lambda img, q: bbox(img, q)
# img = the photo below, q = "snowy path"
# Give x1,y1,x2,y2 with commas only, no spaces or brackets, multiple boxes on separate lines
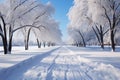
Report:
1,46,120,80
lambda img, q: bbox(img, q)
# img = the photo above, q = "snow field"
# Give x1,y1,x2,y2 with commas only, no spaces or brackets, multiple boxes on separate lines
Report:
0,46,120,80
68,46,120,68
0,46,58,68
0,46,59,80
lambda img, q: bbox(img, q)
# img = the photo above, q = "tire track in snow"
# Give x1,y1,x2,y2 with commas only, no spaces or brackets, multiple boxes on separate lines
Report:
46,52,59,80
15,47,93,80
26,46,120,80
5,46,120,80
2,47,60,80
23,47,62,80
45,47,72,80
59,46,93,80
39,46,90,80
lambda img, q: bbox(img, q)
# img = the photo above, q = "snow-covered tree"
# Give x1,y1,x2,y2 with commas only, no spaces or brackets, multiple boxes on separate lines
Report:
67,0,94,47
37,18,62,47
0,0,41,54
20,2,51,50
87,0,120,51
68,0,120,51
0,0,62,54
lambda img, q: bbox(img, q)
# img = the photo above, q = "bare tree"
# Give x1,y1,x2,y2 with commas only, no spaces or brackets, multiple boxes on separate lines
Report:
92,25,109,49
101,0,120,51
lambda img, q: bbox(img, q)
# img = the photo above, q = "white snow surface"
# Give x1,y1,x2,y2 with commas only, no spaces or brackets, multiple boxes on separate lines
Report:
0,46,120,80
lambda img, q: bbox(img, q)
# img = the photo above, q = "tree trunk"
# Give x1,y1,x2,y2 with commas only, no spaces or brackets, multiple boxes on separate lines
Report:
78,31,86,47
37,39,41,48
8,36,13,53
92,25,106,49
1,15,8,54
25,38,29,50
100,35,104,49
25,39,28,50
39,42,41,48
2,36,8,54
43,42,46,47
48,42,50,47
110,30,115,51
25,28,32,50
8,26,13,53
100,26,104,49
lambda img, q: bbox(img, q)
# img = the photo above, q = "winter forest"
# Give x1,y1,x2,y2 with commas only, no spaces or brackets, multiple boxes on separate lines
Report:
0,0,120,80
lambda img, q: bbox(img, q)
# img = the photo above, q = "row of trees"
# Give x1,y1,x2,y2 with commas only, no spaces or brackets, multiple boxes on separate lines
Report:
67,0,120,51
0,0,62,54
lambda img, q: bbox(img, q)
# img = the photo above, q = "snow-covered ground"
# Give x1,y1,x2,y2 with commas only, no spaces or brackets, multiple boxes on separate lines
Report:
0,46,58,68
68,46,120,69
0,46,120,80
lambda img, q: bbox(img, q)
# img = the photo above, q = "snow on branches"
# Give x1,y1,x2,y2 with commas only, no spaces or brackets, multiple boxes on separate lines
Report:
0,0,62,54
67,0,120,51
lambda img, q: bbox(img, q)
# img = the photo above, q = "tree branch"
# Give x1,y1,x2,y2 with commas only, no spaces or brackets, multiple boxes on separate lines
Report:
12,24,46,33
95,25,101,34
102,6,112,28
18,4,39,19
92,26,101,43
103,28,109,35
12,25,38,33
35,11,46,21
115,3,120,12
13,0,29,11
